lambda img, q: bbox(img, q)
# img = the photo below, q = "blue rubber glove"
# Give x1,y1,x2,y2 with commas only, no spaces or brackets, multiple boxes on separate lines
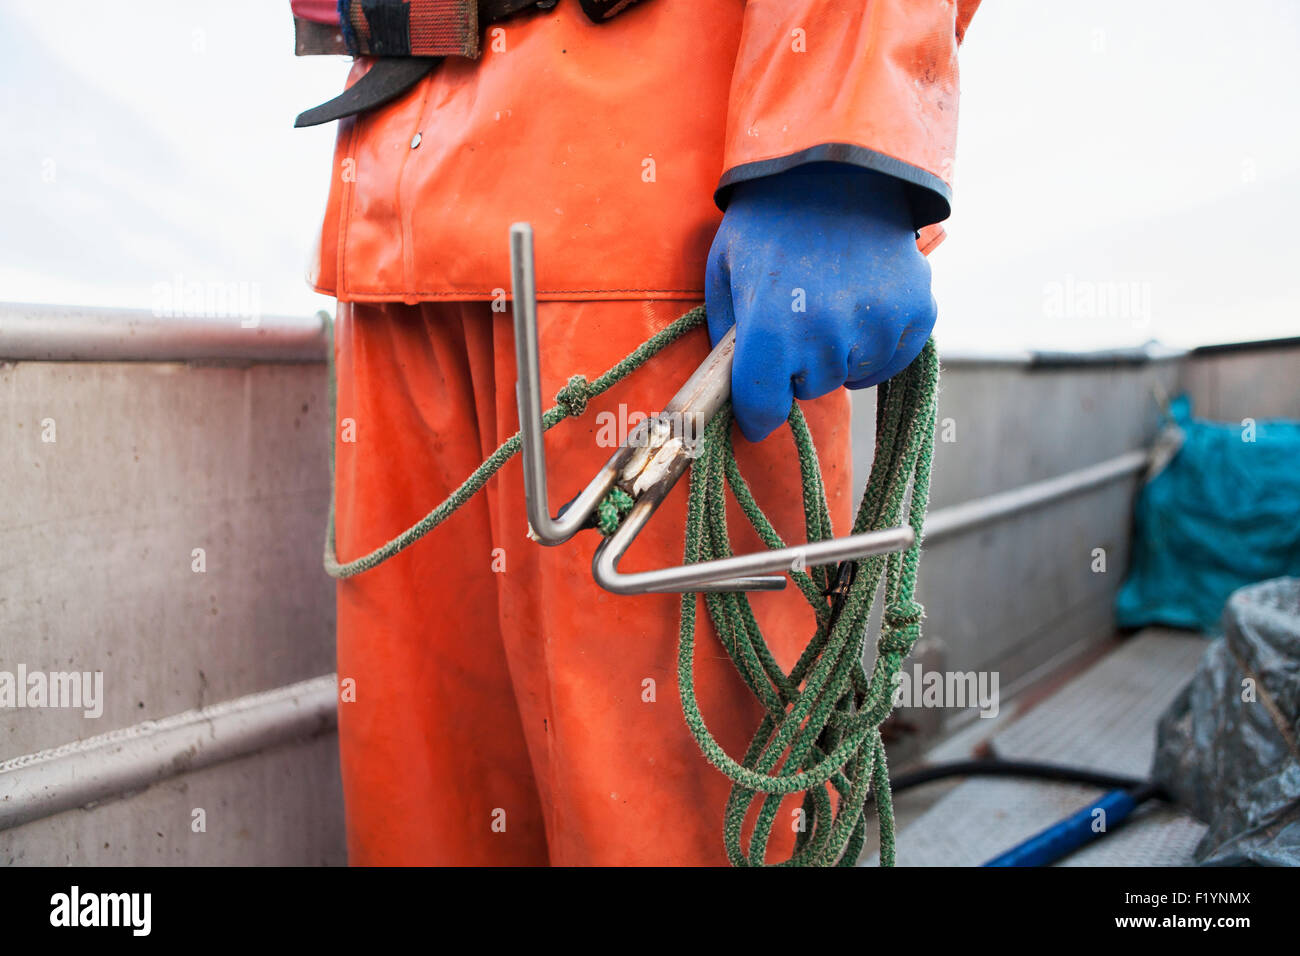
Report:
706,163,938,442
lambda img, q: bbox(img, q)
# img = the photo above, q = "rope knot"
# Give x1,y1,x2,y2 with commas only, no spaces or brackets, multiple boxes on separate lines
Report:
555,374,592,418
596,487,635,536
878,601,924,655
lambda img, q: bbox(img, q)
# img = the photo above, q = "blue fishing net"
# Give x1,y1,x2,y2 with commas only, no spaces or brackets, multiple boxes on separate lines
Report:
1116,394,1300,633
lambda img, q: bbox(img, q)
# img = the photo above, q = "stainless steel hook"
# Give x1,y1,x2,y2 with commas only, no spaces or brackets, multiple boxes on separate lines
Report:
509,222,915,594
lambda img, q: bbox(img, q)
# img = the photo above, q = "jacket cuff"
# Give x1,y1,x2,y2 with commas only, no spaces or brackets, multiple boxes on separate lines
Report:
713,143,953,231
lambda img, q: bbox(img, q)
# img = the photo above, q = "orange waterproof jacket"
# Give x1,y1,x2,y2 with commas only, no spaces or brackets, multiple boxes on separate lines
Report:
308,0,979,303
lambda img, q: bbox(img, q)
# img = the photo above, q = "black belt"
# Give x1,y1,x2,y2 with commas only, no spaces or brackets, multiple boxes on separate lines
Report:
294,0,645,128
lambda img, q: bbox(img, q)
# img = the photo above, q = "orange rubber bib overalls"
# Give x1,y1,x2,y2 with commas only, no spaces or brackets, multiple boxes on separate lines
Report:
304,0,977,865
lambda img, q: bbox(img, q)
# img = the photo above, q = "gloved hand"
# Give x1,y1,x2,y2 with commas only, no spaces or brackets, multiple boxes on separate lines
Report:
705,163,938,442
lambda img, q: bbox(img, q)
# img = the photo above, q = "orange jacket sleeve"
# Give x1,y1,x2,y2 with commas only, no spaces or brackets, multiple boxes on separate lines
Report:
717,0,980,233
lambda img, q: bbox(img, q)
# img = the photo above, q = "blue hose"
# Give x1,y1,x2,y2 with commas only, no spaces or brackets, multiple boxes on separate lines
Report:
982,788,1140,867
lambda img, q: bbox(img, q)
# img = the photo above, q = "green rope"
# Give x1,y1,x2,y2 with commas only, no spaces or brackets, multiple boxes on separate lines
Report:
596,487,635,536
322,304,938,866
323,305,707,577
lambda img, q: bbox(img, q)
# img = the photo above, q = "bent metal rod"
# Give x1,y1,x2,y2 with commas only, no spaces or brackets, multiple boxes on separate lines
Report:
508,222,914,595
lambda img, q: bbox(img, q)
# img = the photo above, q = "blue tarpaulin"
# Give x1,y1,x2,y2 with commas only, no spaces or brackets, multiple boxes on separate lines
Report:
1116,395,1300,633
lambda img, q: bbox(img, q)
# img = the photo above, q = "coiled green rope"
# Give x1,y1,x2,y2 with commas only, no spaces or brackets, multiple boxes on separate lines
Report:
322,305,938,866
679,342,938,866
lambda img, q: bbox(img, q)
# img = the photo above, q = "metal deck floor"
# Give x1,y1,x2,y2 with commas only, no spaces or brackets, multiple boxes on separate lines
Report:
867,629,1211,866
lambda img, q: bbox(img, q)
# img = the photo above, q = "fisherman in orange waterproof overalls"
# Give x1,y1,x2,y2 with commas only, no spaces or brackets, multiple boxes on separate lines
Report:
292,0,978,865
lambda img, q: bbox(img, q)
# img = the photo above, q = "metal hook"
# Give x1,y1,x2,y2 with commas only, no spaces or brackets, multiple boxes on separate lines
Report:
509,222,915,594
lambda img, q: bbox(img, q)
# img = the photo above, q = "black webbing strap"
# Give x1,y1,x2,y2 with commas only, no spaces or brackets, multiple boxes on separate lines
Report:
295,57,441,128
577,0,641,21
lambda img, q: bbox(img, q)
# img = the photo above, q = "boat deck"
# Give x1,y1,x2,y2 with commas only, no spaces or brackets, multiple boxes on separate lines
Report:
866,629,1210,866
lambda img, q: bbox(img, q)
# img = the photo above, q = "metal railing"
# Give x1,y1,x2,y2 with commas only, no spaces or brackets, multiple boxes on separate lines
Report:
0,676,338,831
0,302,330,363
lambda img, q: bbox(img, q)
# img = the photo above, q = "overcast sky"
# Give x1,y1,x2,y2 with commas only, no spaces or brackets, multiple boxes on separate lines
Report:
2,0,1296,352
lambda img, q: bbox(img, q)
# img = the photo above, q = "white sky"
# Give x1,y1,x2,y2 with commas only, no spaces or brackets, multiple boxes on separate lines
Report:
2,0,1297,352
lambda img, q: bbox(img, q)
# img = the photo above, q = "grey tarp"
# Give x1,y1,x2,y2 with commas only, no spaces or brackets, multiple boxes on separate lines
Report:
1153,577,1300,865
